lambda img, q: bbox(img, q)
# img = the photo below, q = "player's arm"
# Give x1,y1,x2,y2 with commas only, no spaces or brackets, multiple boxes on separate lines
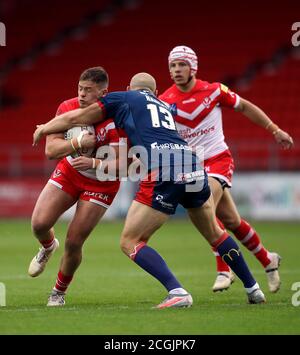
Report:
45,132,96,160
45,133,72,160
235,97,294,149
33,103,103,146
71,144,124,174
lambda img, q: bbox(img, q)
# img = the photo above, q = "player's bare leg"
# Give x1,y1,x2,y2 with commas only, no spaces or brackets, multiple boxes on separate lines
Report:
188,194,224,244
208,177,235,291
62,199,106,274
31,183,77,242
120,201,193,309
216,187,241,230
47,199,107,306
120,201,169,255
29,183,77,277
217,189,281,293
187,195,265,304
208,177,224,206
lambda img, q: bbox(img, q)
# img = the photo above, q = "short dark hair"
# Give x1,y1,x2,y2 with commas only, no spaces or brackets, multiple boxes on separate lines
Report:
79,66,109,87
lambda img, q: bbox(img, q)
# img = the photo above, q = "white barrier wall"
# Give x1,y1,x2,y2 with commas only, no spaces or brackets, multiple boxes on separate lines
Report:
98,173,300,221
57,173,300,221
1,173,299,221
230,173,300,220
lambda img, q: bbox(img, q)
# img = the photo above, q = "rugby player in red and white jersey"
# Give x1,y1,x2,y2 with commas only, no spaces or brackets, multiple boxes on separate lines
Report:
160,46,294,293
28,67,122,306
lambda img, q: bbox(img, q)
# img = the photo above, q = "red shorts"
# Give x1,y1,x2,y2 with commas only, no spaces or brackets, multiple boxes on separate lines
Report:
204,150,235,187
49,159,120,208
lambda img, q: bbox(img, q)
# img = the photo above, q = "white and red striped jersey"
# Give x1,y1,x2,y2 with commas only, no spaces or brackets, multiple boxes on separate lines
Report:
159,80,240,159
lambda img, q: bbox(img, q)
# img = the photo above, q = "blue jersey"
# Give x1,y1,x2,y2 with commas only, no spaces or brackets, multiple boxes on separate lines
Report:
99,90,203,180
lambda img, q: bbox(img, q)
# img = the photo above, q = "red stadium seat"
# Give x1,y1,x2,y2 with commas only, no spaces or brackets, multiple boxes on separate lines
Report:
0,0,299,175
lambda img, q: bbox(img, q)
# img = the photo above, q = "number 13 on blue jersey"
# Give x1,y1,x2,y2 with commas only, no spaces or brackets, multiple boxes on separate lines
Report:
147,104,176,130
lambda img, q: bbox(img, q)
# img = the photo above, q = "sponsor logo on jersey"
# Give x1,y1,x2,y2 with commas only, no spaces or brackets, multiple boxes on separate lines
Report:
151,142,192,151
176,170,205,183
155,194,174,209
179,126,215,140
83,191,109,201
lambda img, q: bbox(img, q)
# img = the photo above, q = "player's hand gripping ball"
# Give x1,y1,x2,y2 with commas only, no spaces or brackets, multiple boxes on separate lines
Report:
64,126,96,158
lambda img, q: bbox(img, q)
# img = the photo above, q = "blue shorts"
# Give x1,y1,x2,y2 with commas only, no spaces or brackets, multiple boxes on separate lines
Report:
135,171,211,215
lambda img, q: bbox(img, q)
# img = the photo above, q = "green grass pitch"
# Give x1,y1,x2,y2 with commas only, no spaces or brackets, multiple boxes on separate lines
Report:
0,219,299,334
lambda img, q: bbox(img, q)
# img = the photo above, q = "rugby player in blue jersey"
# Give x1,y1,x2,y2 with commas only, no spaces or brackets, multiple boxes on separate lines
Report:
33,73,266,308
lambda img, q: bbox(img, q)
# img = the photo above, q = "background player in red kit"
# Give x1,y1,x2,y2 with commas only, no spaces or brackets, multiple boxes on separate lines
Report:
28,67,122,306
160,46,294,293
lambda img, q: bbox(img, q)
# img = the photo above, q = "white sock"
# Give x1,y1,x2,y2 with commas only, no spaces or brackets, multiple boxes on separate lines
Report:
169,288,188,295
245,282,259,294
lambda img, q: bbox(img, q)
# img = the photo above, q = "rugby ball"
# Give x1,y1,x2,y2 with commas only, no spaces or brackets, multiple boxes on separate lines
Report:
64,125,95,158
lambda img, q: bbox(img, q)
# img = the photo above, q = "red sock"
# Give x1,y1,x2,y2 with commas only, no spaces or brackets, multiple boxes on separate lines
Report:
212,220,230,272
40,236,55,249
232,219,271,267
54,270,73,293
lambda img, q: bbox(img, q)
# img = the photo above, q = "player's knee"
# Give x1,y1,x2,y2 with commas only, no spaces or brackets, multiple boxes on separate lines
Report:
120,234,139,257
222,217,240,231
31,219,51,237
119,238,131,256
